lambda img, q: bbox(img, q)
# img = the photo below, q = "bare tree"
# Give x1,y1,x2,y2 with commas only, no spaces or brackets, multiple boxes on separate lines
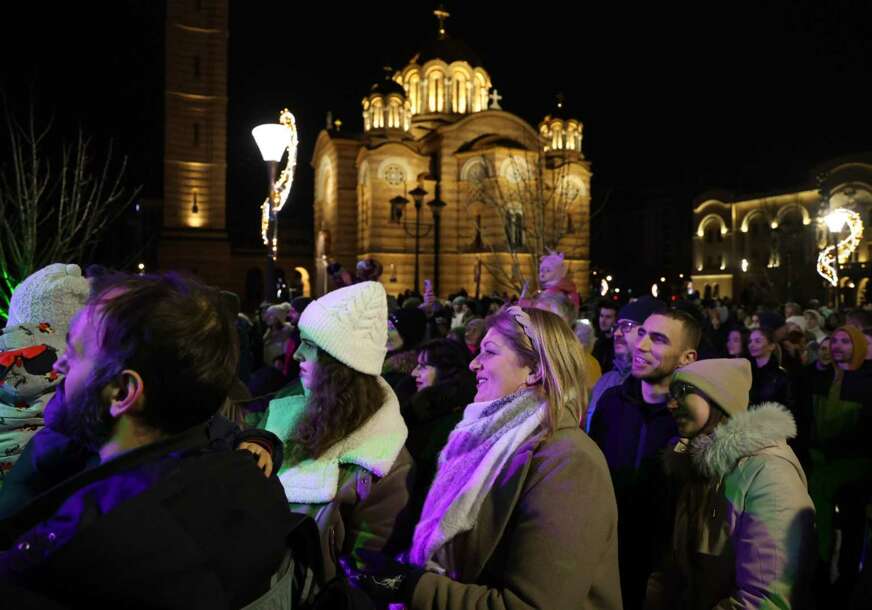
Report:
0,104,140,319
466,148,584,294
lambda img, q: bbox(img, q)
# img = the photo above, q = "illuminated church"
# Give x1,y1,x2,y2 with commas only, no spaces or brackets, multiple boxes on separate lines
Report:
159,2,591,300
311,9,592,297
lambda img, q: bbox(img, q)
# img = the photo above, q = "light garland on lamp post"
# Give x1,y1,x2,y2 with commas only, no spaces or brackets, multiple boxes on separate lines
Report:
816,208,864,287
252,109,298,302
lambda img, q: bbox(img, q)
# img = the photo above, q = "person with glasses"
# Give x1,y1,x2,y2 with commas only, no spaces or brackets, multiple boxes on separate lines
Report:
586,295,666,432
647,358,815,610
589,307,699,609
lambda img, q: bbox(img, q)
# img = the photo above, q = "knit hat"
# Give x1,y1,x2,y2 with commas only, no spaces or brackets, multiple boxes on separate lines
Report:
671,358,752,417
264,302,291,325
785,315,807,332
299,281,387,375
7,263,90,332
617,295,667,324
389,307,427,350
833,326,867,371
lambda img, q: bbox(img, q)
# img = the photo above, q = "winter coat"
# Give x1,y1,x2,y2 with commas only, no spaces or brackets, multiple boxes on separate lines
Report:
0,323,65,482
589,375,679,609
264,377,414,582
0,423,295,609
402,371,477,519
410,408,622,610
646,403,816,610
0,414,283,520
749,357,792,411
585,357,631,433
802,361,872,561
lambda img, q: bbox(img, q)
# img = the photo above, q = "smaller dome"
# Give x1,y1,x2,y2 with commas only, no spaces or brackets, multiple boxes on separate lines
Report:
369,78,406,98
412,37,484,68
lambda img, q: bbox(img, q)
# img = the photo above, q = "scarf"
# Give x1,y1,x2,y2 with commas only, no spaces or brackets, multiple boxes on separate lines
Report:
409,387,546,568
264,377,407,504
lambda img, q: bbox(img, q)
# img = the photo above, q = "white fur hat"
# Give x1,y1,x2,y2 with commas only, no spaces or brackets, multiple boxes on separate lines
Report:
7,263,90,332
299,281,387,375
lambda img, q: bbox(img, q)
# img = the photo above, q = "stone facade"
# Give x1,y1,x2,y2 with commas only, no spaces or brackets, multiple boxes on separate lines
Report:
691,160,872,306
312,28,591,299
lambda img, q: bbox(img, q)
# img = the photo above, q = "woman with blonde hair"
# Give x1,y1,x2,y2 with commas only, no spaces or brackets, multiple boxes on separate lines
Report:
348,306,622,610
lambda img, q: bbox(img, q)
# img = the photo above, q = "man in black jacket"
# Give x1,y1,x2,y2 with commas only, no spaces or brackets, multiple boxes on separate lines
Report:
0,273,299,609
590,309,700,609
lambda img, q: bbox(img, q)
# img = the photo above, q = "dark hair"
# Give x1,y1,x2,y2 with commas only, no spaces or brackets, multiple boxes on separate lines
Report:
659,308,702,351
597,298,618,313
418,338,471,384
288,348,385,462
91,273,238,434
725,325,749,358
291,296,313,314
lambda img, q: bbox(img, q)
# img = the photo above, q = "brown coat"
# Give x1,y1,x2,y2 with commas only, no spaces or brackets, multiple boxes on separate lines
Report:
291,447,415,581
410,412,622,610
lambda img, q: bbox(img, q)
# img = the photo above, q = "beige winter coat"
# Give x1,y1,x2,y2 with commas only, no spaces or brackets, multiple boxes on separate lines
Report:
646,403,816,610
410,410,623,610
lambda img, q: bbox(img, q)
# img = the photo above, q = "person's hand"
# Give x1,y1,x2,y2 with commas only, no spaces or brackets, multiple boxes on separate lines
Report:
341,549,423,605
238,442,274,477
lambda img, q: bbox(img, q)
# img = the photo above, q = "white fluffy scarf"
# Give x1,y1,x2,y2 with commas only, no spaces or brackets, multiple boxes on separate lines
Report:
265,377,408,504
409,388,546,568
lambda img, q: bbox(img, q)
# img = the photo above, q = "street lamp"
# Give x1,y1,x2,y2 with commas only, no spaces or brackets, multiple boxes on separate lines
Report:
406,186,430,294
252,110,297,302
427,194,446,296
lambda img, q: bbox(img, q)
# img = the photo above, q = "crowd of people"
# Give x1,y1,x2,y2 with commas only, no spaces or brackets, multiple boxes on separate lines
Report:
0,255,868,609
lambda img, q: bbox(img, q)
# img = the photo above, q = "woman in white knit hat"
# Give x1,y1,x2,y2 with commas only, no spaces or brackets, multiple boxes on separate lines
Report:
346,306,622,610
263,281,413,584
646,358,816,610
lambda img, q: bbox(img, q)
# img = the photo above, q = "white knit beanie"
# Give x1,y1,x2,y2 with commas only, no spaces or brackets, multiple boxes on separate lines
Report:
7,263,90,331
299,281,387,375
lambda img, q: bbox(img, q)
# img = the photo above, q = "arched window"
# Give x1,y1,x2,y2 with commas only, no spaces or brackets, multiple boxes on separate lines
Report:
505,205,524,248
371,98,384,129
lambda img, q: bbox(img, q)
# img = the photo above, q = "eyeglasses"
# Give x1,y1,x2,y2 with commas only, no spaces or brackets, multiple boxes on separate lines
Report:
615,320,639,334
668,381,708,404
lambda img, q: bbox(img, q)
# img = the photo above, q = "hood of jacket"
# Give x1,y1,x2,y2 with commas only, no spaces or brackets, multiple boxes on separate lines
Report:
684,402,799,480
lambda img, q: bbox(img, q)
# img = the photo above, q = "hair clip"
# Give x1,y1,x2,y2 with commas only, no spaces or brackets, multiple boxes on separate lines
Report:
506,305,537,348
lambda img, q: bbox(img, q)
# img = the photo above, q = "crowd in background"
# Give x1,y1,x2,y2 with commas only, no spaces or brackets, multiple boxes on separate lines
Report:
0,256,869,609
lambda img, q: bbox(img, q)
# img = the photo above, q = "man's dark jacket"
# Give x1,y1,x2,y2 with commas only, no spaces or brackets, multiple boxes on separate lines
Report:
589,375,678,610
0,423,297,609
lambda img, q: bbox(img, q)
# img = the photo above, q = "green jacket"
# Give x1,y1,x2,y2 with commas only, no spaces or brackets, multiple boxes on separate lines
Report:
647,403,816,610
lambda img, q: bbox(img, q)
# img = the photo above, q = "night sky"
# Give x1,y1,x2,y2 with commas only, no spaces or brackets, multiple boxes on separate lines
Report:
2,1,870,279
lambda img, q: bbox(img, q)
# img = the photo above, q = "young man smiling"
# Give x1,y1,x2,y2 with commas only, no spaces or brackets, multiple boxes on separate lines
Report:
589,309,700,609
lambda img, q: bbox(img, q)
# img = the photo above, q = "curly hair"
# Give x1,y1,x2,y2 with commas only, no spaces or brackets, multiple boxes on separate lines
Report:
287,348,386,463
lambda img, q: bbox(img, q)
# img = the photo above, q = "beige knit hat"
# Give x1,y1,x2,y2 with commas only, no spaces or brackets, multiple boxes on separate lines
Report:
671,358,752,417
7,263,90,331
299,281,387,375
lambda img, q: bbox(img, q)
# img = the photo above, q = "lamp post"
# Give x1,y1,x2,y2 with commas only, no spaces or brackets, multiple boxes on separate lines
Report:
427,194,446,296
252,119,294,303
407,186,429,294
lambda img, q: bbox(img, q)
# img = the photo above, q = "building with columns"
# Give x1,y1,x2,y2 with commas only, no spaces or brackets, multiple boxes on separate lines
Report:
311,11,591,298
691,159,872,306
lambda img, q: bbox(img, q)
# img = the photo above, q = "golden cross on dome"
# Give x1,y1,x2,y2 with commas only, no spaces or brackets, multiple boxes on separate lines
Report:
434,4,450,39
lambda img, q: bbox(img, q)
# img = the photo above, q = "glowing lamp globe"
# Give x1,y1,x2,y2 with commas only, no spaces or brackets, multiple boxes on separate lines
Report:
252,124,291,161
824,209,848,233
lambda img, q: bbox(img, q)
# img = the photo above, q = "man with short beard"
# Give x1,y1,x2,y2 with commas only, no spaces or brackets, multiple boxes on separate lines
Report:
585,296,666,432
0,274,299,609
802,325,872,604
590,309,700,609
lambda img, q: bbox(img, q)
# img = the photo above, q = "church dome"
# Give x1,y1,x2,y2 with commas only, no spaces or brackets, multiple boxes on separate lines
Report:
539,95,584,155
393,7,493,116
413,37,484,68
362,73,411,134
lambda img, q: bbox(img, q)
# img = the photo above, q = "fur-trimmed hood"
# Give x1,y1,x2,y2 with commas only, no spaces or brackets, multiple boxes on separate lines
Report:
677,403,799,480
